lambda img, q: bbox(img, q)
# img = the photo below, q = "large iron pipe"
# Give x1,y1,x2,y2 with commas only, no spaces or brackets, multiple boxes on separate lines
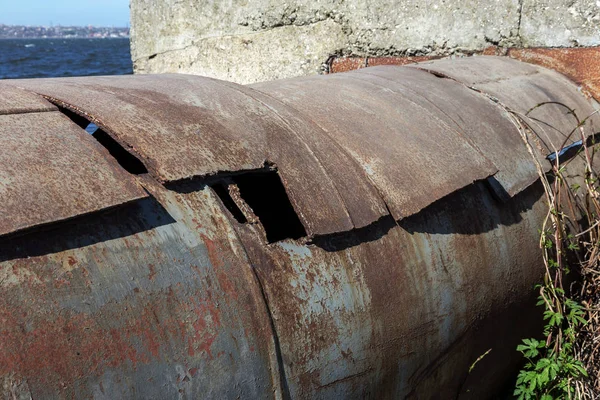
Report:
1,56,598,398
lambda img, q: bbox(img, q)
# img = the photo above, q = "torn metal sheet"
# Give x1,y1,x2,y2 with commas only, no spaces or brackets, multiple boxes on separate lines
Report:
412,57,600,156
8,75,388,236
9,75,273,180
221,81,389,230
252,74,498,220
412,56,541,86
349,66,540,198
0,111,147,237
0,83,57,115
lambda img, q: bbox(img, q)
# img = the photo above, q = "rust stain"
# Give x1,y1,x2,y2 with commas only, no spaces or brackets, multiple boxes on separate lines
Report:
329,57,367,73
201,234,224,269
329,47,600,105
508,46,600,100
148,264,156,281
367,55,442,67
329,55,443,74
187,299,221,359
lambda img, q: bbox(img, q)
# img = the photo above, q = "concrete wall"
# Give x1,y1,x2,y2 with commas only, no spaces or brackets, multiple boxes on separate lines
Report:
130,0,600,84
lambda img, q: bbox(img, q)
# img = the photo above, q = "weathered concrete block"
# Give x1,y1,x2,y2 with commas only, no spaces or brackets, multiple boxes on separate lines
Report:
133,19,347,84
520,0,600,47
131,0,523,83
129,0,600,83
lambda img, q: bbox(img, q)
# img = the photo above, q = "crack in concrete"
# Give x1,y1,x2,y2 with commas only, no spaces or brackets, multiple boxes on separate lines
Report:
134,19,344,64
516,0,525,44
237,3,348,32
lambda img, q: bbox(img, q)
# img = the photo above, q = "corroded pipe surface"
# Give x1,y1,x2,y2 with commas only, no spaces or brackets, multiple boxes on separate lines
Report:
1,57,598,399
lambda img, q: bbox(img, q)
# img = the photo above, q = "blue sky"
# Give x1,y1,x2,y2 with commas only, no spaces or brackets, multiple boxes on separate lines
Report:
0,0,130,27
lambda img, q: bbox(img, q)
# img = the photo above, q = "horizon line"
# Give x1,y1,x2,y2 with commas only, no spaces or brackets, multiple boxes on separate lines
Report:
0,23,129,29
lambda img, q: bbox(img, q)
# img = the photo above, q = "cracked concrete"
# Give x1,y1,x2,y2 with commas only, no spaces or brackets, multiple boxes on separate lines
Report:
130,0,600,84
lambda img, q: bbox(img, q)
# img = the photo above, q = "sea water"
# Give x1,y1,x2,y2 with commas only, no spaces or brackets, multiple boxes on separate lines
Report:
0,38,132,79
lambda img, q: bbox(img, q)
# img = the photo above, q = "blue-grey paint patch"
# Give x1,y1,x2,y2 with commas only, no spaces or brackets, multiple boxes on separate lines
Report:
546,139,583,162
85,122,98,135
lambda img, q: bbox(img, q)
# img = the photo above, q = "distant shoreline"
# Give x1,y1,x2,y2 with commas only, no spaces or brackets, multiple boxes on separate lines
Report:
0,24,129,40
0,37,130,40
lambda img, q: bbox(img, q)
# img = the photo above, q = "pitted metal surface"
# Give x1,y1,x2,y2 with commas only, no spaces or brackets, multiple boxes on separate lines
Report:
411,57,600,157
0,82,57,115
0,181,283,399
349,66,540,198
253,73,498,220
10,74,388,235
1,56,598,399
0,111,147,237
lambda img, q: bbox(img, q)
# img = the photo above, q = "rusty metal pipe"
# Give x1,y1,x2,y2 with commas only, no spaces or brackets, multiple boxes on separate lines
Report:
1,56,598,398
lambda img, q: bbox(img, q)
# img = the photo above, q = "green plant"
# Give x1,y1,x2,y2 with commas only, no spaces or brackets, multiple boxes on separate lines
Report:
508,102,600,399
514,307,587,399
